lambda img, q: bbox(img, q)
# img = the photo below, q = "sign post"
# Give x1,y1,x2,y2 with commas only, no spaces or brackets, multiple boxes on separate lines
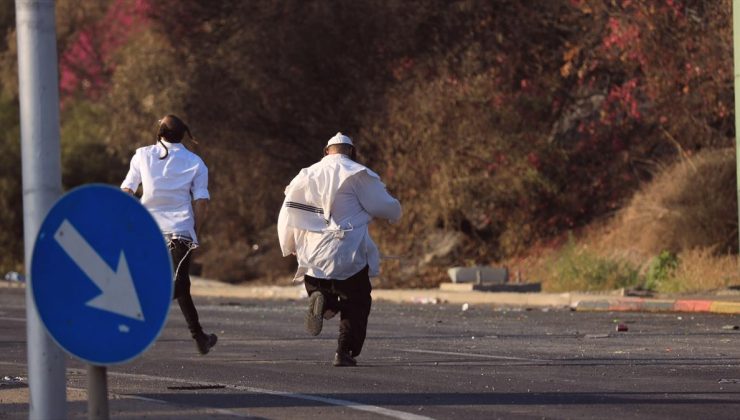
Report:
31,185,173,419
15,0,67,417
734,0,740,256
88,365,109,420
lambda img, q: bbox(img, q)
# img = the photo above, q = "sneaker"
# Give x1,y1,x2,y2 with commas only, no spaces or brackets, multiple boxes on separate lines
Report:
305,292,325,336
333,351,357,367
195,333,218,355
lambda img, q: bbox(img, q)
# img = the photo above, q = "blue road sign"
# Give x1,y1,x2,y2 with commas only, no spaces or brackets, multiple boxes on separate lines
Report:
31,184,173,365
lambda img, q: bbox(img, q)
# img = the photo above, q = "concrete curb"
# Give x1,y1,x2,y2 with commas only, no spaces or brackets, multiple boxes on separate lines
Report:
188,278,622,309
575,297,740,314
5,278,740,314
187,279,740,315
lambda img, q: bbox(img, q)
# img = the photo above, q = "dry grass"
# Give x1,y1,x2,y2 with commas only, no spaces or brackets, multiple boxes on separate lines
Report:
659,248,740,293
601,148,738,259
514,148,740,293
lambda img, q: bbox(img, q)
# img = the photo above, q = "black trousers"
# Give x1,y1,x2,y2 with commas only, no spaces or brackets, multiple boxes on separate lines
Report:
304,266,372,357
169,238,203,338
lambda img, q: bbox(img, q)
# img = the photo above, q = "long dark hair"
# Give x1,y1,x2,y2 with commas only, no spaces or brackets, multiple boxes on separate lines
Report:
157,115,195,159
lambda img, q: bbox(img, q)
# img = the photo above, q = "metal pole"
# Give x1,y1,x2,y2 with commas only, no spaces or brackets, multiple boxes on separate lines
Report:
15,0,67,418
734,0,740,255
87,366,109,420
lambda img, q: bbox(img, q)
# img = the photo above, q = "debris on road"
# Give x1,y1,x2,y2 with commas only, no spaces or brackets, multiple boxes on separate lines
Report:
462,303,469,311
718,379,740,384
585,333,610,339
616,323,629,332
721,325,739,330
412,297,440,305
3,272,24,283
1,376,26,389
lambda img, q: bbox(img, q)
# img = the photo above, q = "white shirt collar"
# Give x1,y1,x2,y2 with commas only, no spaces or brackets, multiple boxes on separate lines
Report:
323,153,348,161
159,139,184,151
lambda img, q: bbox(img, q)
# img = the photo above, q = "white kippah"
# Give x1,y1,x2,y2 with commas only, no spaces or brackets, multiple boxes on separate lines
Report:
325,132,354,148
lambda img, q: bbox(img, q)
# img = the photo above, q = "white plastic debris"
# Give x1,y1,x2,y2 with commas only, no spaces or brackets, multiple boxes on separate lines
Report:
3,272,25,282
412,297,439,305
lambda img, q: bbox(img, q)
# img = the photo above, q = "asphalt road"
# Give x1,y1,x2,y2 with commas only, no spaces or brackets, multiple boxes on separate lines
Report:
2,286,740,419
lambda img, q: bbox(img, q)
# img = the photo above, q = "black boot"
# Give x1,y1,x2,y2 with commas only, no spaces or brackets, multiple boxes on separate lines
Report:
195,332,218,355
333,351,357,367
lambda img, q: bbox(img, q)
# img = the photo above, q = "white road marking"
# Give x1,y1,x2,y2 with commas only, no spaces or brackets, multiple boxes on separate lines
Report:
397,348,545,362
109,371,433,420
0,316,26,323
66,385,253,419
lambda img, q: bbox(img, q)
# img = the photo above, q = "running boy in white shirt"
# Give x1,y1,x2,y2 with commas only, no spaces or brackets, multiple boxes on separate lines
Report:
121,115,217,355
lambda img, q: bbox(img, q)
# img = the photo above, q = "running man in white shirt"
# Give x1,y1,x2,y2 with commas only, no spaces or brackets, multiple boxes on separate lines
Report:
121,115,218,355
278,132,402,366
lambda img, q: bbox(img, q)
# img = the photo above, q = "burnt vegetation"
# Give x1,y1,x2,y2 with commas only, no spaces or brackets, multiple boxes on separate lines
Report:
0,0,735,288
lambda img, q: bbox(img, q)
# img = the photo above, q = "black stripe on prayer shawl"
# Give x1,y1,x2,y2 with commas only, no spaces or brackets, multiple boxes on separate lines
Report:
285,201,324,214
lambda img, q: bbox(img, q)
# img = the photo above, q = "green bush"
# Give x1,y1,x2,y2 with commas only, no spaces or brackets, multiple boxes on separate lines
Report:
644,250,679,291
545,240,641,292
60,100,128,189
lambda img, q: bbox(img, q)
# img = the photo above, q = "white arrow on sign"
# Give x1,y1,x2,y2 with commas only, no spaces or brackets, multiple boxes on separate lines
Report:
54,219,145,321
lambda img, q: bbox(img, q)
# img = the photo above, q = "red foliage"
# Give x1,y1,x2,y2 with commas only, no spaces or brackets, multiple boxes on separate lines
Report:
605,78,642,122
59,0,151,98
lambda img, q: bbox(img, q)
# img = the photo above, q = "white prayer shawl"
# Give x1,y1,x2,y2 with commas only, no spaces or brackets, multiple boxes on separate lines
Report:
278,155,382,281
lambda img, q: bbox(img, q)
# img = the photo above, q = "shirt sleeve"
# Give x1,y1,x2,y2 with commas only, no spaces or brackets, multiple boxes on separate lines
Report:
120,151,142,191
351,171,402,222
191,159,210,200
277,199,296,256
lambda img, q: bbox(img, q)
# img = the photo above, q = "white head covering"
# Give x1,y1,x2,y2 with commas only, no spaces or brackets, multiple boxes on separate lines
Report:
325,132,353,149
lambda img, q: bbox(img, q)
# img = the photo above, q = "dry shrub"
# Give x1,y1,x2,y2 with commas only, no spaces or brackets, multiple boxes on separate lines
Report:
602,148,738,260
589,148,740,294
198,226,296,285
659,248,740,293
